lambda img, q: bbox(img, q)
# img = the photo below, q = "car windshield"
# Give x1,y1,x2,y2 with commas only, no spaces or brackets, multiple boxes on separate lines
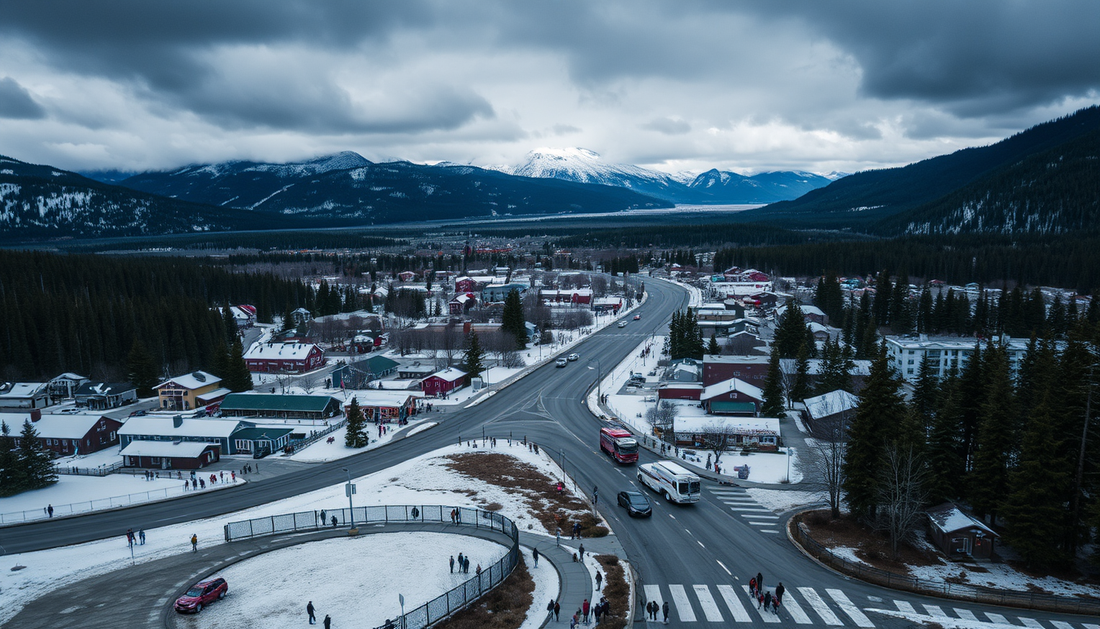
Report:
185,587,204,597
689,481,701,494
628,495,648,507
617,439,638,453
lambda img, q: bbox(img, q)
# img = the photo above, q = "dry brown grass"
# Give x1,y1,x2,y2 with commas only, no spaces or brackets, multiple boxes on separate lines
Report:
794,510,943,572
446,453,597,535
433,555,536,629
595,554,629,629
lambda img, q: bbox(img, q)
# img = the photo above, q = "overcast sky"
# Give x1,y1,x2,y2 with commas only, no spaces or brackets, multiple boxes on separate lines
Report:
1,1,1097,176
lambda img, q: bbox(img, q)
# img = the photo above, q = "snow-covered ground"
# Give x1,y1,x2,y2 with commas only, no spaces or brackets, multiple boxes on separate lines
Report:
190,532,509,629
287,417,435,463
0,472,242,524
0,442,573,625
522,545,560,629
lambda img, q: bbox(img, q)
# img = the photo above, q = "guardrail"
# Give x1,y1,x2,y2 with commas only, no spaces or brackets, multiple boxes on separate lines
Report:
793,521,1100,616
224,505,520,629
52,461,124,476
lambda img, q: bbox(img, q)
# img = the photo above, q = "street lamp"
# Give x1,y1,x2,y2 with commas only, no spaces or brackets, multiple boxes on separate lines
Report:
342,467,355,528
587,358,603,402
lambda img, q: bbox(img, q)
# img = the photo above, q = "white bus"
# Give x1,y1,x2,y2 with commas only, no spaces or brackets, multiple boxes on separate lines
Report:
637,461,701,504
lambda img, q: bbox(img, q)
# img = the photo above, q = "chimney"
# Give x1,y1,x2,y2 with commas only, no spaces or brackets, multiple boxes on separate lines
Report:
173,414,183,428
29,408,41,422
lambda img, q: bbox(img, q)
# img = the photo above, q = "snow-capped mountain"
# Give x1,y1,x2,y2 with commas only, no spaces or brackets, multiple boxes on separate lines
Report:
507,148,834,204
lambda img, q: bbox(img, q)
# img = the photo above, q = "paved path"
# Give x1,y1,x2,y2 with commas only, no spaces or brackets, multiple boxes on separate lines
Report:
7,520,622,629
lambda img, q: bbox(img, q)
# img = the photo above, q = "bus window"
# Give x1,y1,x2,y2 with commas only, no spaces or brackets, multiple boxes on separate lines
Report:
678,481,689,495
689,480,701,494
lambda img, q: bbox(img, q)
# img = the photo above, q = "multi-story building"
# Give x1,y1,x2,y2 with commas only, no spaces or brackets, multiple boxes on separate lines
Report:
886,335,1030,383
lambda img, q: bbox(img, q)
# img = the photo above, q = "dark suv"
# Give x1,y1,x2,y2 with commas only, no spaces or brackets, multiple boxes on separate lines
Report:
174,577,228,613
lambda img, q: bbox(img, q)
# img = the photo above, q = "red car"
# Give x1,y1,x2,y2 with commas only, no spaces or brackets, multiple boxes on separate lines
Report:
633,315,641,320
174,577,228,613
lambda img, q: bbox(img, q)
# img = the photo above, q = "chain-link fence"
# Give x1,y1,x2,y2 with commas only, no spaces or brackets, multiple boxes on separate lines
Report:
224,505,520,629
793,521,1100,616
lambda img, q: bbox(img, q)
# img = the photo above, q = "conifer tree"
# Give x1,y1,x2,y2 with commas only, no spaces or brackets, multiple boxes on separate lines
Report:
463,331,485,378
344,398,369,448
17,420,57,491
0,421,21,496
816,338,854,394
281,305,296,333
707,333,721,356
924,371,964,504
225,340,254,392
843,345,906,520
761,346,786,418
126,340,160,397
968,343,1015,521
223,306,239,343
774,301,807,358
911,353,939,434
791,342,812,403
501,289,528,349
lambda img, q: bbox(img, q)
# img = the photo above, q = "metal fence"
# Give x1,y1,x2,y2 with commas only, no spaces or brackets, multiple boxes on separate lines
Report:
224,505,521,629
288,417,348,453
52,461,125,477
793,522,1100,616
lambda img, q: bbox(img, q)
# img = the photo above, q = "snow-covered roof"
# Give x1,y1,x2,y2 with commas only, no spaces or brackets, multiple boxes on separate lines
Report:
701,377,764,402
119,417,245,438
0,382,48,398
804,390,859,420
196,387,233,403
120,440,218,459
74,382,135,397
25,414,113,439
674,415,780,436
926,503,998,537
350,391,417,406
429,368,467,381
244,343,320,361
51,373,87,382
156,371,222,391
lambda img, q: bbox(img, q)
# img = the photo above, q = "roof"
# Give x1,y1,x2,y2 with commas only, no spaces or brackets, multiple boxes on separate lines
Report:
156,371,222,391
219,393,340,413
674,415,780,435
777,304,827,318
429,368,467,381
352,391,417,407
74,382,136,397
358,355,399,373
244,342,321,361
804,390,860,420
196,387,233,403
701,377,764,402
707,401,758,414
230,427,295,441
926,503,998,537
120,440,219,459
0,382,48,398
119,417,245,438
51,373,88,382
12,414,113,439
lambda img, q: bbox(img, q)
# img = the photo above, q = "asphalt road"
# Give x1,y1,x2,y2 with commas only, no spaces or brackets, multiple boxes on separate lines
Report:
4,279,1098,628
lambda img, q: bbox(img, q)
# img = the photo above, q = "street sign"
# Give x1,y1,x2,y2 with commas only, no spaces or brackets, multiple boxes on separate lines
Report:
345,483,356,497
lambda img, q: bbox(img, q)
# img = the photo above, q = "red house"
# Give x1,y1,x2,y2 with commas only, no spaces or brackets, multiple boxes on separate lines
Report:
421,368,468,396
455,277,477,293
244,342,326,374
449,293,476,315
5,412,122,456
700,377,764,416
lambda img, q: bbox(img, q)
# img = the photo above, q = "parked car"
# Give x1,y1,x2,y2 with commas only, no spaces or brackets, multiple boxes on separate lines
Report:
567,353,579,361
555,358,568,368
617,490,653,517
174,578,228,613
634,314,641,320
128,409,147,417
617,321,628,328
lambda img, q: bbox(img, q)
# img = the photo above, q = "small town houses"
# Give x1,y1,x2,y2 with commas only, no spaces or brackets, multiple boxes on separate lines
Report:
218,393,343,420
4,411,122,456
244,342,325,374
156,371,231,412
421,368,468,396
119,415,251,456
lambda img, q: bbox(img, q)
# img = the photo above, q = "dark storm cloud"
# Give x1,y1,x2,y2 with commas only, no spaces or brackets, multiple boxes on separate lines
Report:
0,77,45,119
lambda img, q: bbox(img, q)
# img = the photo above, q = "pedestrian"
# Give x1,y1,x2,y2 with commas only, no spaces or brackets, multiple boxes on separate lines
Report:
457,552,464,570
307,601,316,624
579,543,585,560
464,557,470,573
532,547,539,567
450,555,455,573
546,598,555,618
595,571,602,590
331,515,337,527
593,601,602,625
47,504,53,518
570,612,578,629
554,600,561,621
199,478,205,489
231,471,236,482
139,529,146,545
662,601,670,624
320,509,327,525
756,571,763,593
646,601,654,620
323,614,331,629
582,598,590,624
184,482,189,492
764,590,772,612
476,564,481,576
749,576,757,598
191,533,198,552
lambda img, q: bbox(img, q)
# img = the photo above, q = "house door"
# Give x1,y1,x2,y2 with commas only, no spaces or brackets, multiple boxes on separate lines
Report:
951,536,971,555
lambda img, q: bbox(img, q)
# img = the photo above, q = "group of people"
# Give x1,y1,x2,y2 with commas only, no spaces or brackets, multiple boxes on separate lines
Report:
124,528,145,547
749,572,784,614
305,601,331,627
448,508,463,524
569,521,584,539
644,600,670,623
317,510,339,527
449,552,476,574
572,596,611,626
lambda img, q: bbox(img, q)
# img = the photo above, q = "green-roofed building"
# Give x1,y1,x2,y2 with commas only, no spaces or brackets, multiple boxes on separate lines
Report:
231,427,295,455
331,355,400,389
218,393,343,420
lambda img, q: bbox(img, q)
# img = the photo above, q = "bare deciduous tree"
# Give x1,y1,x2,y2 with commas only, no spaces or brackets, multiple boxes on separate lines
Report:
874,443,929,559
647,400,678,444
698,421,737,472
801,401,849,519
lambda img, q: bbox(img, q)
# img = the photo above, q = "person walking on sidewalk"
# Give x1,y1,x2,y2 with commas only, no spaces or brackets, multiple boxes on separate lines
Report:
595,571,602,590
553,600,560,621
450,555,455,573
582,598,590,624
579,543,585,560
546,598,555,619
662,600,670,624
190,533,198,552
532,547,539,567
323,614,330,629
307,601,316,624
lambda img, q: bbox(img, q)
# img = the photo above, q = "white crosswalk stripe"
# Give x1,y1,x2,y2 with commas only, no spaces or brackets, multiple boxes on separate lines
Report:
669,584,697,622
798,587,843,625
1049,621,1075,629
826,589,874,627
1019,618,1043,628
923,603,947,617
643,584,664,611
985,612,1009,624
954,608,977,621
740,585,780,623
894,601,916,614
1082,623,1100,629
779,590,813,624
693,585,723,622
716,584,752,622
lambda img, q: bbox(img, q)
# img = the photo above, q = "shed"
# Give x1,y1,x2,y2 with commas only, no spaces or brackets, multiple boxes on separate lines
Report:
120,440,220,470
802,389,859,435
926,502,999,560
421,368,468,396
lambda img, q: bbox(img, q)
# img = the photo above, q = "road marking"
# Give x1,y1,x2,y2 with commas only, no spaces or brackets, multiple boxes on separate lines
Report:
747,521,777,526
743,514,779,519
1019,619,1043,628
923,603,947,617
643,584,664,610
797,587,842,625
780,591,813,624
697,541,706,549
985,612,1008,624
668,584,697,622
716,584,752,622
740,585,780,623
761,529,780,534
693,584,724,622
729,506,772,512
827,589,874,627
954,609,977,621
1080,624,1100,629
894,601,916,614
1050,621,1075,629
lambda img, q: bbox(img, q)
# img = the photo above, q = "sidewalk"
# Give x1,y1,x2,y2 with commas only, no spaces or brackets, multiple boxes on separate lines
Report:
523,532,626,626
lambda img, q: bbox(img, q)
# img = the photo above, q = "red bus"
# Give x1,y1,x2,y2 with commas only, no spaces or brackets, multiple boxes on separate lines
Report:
600,426,639,464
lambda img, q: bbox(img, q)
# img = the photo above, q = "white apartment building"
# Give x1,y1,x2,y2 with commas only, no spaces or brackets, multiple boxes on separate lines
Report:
886,335,1029,383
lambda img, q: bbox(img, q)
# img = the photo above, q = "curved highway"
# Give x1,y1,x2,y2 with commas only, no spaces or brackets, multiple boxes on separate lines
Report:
4,279,1096,628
